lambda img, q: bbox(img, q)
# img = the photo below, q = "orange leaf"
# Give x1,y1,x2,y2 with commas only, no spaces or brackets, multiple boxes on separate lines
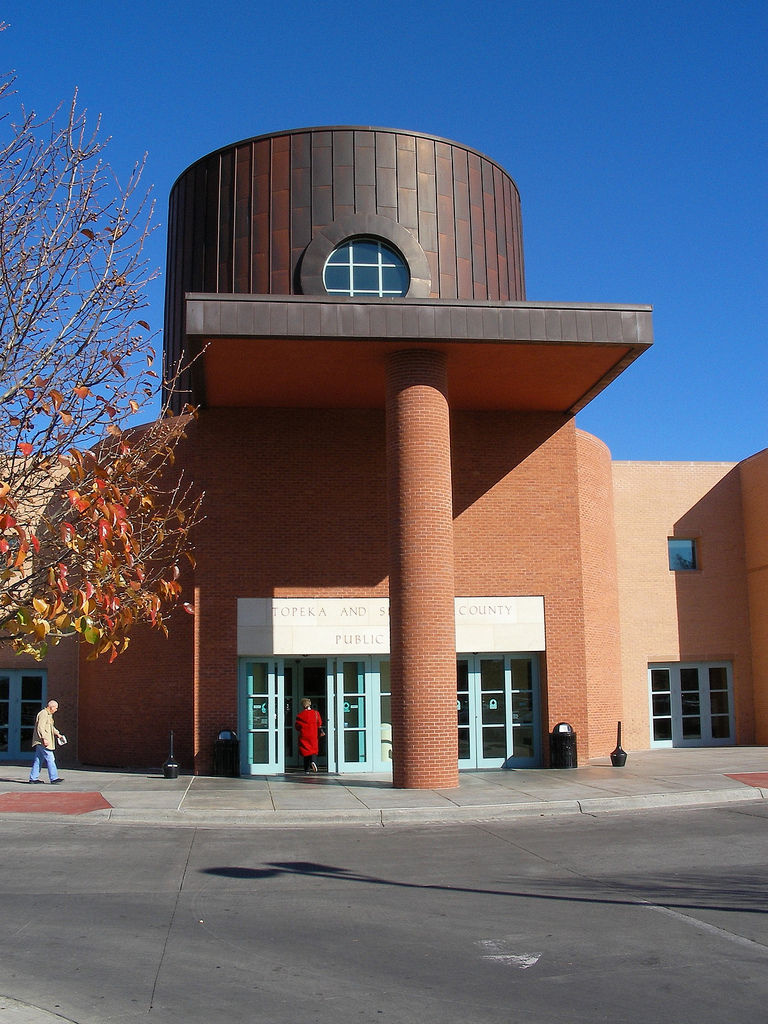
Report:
18,442,33,456
73,385,90,400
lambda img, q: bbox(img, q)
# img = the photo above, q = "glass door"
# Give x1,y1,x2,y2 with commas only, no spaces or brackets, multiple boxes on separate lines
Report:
457,655,540,768
0,671,45,760
240,660,282,774
336,660,369,772
649,662,734,747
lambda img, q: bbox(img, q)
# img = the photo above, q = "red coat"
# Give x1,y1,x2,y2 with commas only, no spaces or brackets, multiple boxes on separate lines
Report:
295,708,323,756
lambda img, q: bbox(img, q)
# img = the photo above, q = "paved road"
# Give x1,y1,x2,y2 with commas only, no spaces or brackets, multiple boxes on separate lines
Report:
1,802,767,1023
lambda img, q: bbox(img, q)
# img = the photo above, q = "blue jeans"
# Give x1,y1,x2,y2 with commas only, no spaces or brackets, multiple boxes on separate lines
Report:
29,745,58,782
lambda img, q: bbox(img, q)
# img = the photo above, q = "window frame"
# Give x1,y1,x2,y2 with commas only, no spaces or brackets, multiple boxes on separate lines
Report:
323,238,410,298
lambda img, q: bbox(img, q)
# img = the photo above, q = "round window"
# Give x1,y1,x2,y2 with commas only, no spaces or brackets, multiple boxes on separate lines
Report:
323,238,410,297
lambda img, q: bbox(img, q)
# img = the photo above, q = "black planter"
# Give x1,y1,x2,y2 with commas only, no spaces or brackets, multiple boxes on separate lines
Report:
610,721,627,767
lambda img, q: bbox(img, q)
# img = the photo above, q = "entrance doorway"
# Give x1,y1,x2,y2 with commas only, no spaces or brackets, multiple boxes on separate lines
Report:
457,655,541,768
649,662,734,746
239,657,392,776
0,670,46,760
239,653,540,774
283,659,329,772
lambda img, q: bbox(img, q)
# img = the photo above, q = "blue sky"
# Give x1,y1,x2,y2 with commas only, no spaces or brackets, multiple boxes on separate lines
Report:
3,0,765,461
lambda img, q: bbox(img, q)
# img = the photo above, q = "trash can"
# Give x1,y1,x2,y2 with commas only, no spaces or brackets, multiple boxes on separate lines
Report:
549,722,577,768
213,730,240,777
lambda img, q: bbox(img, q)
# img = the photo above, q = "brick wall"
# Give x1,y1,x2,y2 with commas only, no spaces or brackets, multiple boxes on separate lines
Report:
452,413,593,759
80,407,600,771
575,430,623,756
740,448,768,741
612,460,754,749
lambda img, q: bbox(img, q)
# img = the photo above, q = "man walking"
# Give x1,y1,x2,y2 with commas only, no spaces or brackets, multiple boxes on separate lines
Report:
29,700,64,784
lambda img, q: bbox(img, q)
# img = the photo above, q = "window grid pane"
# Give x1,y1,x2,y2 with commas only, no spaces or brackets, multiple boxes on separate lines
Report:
324,239,409,297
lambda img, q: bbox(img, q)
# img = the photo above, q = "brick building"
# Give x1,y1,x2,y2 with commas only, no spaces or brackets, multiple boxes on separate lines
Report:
1,128,765,786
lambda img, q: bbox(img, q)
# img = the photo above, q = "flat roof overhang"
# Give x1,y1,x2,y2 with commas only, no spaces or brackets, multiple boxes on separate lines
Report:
185,295,652,414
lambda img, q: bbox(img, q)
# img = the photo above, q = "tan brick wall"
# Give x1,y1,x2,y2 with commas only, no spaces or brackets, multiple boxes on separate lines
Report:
612,460,754,749
740,448,768,741
575,430,623,756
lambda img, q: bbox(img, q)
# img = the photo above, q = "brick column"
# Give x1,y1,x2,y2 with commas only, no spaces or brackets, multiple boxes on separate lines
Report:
386,349,458,789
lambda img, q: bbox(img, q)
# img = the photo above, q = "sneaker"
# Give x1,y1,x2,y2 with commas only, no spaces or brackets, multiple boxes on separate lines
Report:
50,779,64,785
311,762,318,772
29,780,43,784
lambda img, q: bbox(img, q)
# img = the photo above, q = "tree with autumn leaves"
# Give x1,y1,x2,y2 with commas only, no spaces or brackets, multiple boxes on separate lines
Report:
0,63,201,660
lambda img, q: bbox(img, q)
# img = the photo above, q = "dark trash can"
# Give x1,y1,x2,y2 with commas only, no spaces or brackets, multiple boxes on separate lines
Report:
213,730,240,777
549,722,577,768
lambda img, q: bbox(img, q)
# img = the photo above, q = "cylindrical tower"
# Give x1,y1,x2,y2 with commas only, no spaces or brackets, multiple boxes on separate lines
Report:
164,126,525,405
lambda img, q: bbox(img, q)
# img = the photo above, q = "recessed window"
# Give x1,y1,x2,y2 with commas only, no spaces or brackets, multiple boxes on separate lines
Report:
668,538,698,571
323,238,410,297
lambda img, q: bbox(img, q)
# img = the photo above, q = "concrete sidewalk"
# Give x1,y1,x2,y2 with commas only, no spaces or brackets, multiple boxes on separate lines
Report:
2,746,768,827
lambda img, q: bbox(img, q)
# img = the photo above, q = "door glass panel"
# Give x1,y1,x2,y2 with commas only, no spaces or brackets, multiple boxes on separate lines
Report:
344,696,365,730
250,699,268,730
682,717,701,739
341,662,366,764
651,669,671,691
284,665,294,759
680,667,699,690
343,662,364,694
457,660,471,761
514,725,534,759
681,692,700,715
653,718,673,741
251,732,268,764
482,728,506,759
344,730,366,762
711,716,731,739
481,692,505,726
480,660,504,690
250,663,268,694
710,691,729,716
652,693,671,716
709,666,728,691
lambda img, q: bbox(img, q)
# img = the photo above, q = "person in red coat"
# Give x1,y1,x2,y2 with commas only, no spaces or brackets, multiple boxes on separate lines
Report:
295,698,324,773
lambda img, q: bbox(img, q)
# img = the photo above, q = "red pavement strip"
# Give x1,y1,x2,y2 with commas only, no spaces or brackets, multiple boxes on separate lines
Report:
726,773,768,788
0,791,113,814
